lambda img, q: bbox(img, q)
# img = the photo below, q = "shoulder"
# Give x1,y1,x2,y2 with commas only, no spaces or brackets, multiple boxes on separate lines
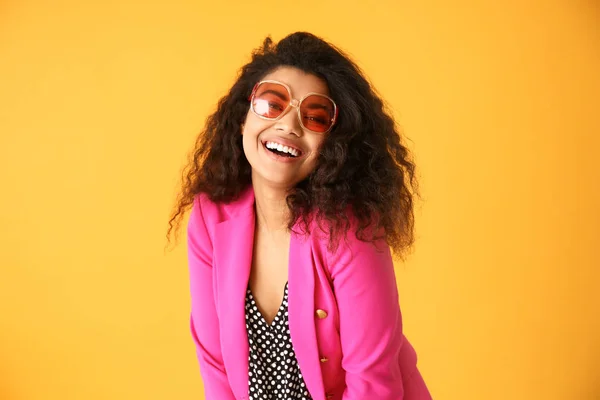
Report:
307,208,397,300
308,207,390,275
191,185,255,226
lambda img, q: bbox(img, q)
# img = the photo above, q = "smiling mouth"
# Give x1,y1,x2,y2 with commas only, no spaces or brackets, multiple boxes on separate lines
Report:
261,141,302,158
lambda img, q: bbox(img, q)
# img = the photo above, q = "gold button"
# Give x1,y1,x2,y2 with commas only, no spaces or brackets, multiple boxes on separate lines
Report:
320,357,329,363
325,394,334,399
316,309,328,319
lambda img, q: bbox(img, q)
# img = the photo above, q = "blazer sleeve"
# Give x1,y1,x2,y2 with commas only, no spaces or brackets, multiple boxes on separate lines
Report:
187,194,236,400
327,230,432,400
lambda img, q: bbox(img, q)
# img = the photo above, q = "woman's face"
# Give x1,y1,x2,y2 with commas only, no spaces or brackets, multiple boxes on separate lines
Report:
241,66,331,191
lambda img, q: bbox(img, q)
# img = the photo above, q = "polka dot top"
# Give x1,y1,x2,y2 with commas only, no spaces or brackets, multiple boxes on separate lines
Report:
245,281,313,400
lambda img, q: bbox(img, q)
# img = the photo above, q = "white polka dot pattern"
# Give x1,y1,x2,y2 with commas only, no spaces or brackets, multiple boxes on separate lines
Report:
245,281,313,400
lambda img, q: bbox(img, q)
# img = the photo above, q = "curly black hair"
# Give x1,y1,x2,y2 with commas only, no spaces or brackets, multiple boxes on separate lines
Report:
166,31,421,261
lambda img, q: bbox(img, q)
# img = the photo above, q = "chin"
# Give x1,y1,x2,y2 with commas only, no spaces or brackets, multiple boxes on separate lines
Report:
252,170,301,189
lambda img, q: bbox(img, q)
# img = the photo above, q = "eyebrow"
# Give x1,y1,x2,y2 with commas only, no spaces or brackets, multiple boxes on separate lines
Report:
259,89,289,101
303,102,332,112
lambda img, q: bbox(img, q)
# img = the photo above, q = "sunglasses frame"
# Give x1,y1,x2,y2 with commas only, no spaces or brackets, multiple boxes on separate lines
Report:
248,79,339,134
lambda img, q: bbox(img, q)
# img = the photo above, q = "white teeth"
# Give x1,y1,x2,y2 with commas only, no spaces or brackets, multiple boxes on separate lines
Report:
265,141,299,157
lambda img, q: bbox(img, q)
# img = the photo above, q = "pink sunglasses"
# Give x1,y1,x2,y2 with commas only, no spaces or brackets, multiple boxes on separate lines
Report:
248,80,339,134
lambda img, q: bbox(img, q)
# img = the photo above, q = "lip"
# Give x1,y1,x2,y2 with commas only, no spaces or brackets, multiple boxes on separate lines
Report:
260,140,305,163
260,137,305,155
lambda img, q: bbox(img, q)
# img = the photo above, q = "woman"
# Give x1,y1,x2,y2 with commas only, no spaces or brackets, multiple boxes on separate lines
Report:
168,32,432,400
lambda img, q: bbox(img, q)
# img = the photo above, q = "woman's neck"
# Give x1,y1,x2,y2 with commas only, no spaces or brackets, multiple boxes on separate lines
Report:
252,181,291,234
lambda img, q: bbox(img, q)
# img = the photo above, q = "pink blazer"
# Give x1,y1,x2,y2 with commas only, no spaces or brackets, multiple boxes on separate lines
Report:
187,185,432,400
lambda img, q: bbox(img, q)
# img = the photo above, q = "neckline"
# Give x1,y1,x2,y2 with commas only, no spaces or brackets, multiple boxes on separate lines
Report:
247,281,289,327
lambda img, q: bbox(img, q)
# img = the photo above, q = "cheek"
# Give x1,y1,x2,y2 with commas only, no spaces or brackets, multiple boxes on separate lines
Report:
241,133,256,160
308,137,326,157
242,118,270,141
241,125,267,164
303,139,326,170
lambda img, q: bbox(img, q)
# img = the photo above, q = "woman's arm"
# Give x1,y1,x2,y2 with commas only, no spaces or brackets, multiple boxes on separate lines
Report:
187,195,236,400
327,231,431,400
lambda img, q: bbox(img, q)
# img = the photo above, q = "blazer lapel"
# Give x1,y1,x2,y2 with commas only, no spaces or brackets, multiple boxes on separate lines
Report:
213,191,255,398
288,227,326,400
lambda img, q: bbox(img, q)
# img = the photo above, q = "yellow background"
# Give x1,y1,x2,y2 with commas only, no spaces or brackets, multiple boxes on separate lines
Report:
1,0,598,399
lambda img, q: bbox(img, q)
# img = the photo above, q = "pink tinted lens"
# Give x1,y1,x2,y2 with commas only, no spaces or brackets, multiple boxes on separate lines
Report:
252,82,290,119
300,95,335,133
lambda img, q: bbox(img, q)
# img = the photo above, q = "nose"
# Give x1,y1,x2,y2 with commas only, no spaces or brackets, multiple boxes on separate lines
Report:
273,105,302,136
